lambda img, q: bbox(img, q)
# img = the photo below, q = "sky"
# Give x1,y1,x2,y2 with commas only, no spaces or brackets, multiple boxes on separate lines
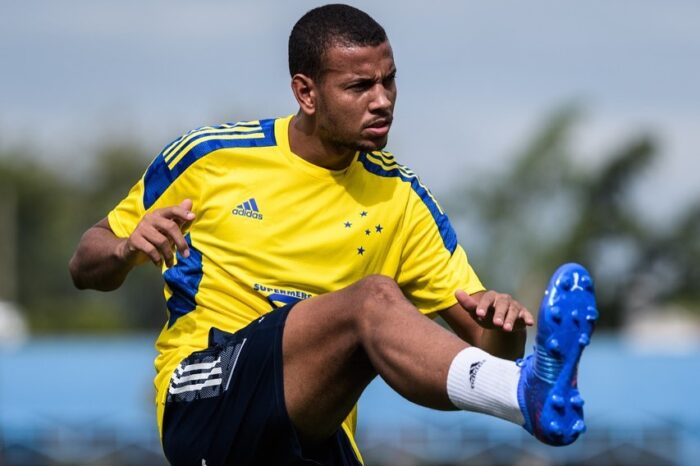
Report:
2,0,699,224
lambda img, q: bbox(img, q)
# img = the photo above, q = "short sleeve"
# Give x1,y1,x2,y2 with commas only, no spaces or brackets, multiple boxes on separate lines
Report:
107,138,205,238
396,186,485,314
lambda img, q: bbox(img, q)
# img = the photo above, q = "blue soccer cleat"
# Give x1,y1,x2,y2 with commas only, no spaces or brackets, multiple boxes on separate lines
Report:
517,263,598,446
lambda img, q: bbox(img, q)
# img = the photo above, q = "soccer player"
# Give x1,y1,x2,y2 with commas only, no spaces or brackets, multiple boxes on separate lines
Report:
69,4,597,466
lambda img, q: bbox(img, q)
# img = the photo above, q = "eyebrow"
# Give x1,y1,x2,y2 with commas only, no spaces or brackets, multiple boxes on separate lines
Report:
345,67,397,85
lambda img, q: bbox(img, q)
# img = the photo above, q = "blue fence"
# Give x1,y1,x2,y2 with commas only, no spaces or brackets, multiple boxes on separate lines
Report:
1,335,699,465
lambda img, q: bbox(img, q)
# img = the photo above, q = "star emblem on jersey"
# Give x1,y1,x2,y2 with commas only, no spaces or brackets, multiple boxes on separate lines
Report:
342,210,387,259
232,198,263,220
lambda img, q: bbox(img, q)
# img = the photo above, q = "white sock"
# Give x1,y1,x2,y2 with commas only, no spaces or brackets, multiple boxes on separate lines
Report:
446,347,525,426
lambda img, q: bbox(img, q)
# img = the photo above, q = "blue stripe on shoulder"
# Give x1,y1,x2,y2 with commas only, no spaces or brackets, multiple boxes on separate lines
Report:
164,234,203,328
357,152,458,255
143,118,277,209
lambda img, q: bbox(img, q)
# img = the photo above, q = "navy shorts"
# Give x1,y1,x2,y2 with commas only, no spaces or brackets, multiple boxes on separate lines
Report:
161,304,362,466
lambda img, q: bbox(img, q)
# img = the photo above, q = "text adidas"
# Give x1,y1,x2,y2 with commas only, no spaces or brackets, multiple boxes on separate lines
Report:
232,208,263,220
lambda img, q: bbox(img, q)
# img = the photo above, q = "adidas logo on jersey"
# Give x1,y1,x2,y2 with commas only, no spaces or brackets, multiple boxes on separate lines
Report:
232,198,263,220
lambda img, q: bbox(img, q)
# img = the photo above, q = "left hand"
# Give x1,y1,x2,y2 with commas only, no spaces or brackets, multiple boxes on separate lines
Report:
455,289,534,332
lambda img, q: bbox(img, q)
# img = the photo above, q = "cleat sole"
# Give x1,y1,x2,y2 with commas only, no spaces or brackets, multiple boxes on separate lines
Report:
519,263,597,446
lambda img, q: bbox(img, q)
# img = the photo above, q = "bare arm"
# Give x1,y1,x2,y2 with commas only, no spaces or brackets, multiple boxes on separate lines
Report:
69,217,137,291
439,290,534,361
69,199,195,291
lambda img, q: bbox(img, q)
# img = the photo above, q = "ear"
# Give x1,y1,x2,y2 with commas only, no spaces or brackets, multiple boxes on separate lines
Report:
291,73,317,116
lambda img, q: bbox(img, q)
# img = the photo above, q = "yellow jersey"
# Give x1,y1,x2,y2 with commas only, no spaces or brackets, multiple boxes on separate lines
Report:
107,114,485,460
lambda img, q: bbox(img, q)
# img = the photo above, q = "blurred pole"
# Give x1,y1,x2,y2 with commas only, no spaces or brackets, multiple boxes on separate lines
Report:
0,184,17,301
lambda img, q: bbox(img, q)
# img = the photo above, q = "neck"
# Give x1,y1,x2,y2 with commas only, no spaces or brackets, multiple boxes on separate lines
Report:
288,112,356,171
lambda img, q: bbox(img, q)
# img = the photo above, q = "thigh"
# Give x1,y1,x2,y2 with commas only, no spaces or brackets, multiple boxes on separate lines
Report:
283,275,463,442
282,281,384,442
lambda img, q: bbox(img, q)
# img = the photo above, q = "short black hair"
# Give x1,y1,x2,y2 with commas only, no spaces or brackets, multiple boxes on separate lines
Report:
289,4,387,80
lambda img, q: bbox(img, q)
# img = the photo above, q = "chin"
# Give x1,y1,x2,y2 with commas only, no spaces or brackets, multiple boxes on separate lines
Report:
356,137,389,152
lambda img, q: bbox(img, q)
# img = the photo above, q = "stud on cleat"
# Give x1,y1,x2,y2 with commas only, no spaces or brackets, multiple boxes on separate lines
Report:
570,395,584,408
548,421,563,436
571,309,580,323
551,394,565,409
550,306,562,322
517,263,597,446
546,338,560,353
580,275,593,291
560,276,573,291
586,306,599,322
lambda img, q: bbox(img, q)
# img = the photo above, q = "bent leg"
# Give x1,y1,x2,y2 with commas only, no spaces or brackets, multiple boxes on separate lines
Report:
282,275,468,441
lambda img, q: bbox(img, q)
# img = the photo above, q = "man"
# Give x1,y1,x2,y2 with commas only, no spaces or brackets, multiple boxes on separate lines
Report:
69,4,597,466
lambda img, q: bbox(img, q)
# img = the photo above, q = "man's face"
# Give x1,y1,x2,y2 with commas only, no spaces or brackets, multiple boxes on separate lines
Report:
314,40,397,152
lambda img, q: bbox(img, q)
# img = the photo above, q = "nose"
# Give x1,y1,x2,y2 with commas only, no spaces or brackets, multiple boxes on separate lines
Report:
368,83,393,113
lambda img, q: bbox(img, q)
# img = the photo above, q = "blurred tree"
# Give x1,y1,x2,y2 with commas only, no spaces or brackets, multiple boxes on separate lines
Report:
0,144,165,333
444,105,699,328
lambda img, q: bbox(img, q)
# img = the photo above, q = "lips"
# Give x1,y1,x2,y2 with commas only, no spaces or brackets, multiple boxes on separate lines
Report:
364,117,392,137
365,117,392,129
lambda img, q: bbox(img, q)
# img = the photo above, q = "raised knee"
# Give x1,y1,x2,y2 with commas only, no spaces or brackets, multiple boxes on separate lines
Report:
356,275,405,310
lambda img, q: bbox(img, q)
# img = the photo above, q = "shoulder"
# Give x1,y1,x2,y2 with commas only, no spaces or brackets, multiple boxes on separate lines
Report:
158,118,278,169
356,150,458,253
355,151,431,200
142,117,279,209
355,150,417,183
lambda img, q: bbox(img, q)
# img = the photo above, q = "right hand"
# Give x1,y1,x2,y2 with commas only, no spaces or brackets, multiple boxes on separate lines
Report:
118,199,196,268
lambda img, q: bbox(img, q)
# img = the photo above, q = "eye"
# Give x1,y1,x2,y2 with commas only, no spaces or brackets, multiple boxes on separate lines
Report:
349,81,373,92
383,72,397,87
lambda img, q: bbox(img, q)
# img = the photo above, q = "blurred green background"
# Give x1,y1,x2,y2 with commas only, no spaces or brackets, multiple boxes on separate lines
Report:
2,104,699,333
